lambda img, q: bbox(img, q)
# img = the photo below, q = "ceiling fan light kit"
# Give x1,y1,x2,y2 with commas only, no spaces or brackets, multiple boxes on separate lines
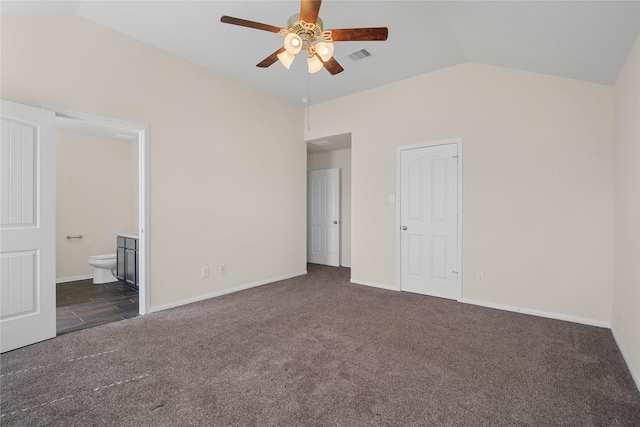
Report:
277,50,296,69
220,0,388,75
307,53,324,73
277,13,334,73
316,41,334,62
283,32,302,55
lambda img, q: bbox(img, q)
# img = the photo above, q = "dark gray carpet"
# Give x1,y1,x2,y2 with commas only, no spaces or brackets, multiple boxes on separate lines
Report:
2,264,639,426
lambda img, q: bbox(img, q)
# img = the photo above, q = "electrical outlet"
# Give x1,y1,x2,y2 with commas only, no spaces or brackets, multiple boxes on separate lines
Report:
219,264,227,275
202,267,209,278
389,194,395,203
476,272,484,283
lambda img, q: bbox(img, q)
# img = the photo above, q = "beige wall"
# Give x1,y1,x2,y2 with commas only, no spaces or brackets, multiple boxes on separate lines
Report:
613,35,640,385
1,14,306,309
307,148,352,266
4,14,632,345
56,130,138,280
304,62,615,324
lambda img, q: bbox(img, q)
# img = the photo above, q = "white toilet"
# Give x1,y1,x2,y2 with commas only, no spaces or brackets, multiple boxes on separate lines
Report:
87,253,117,284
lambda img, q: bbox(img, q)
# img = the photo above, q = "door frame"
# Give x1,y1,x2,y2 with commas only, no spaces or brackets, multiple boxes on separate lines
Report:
396,138,463,300
43,105,150,315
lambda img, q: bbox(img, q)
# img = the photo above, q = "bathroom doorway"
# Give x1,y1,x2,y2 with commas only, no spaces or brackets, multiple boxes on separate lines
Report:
45,105,149,333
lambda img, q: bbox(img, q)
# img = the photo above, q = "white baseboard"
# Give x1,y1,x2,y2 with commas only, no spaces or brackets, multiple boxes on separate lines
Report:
341,264,351,268
461,298,611,329
148,271,307,314
611,326,640,392
56,274,93,284
350,279,400,292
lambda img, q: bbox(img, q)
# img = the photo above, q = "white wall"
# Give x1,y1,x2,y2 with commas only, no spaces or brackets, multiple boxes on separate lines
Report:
307,148,352,267
1,14,306,309
56,130,137,280
304,62,615,324
613,34,640,386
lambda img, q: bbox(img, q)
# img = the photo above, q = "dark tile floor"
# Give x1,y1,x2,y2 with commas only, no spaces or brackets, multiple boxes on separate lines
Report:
56,279,139,335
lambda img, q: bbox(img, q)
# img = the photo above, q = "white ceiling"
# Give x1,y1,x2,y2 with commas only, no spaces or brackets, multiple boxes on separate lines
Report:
2,1,639,107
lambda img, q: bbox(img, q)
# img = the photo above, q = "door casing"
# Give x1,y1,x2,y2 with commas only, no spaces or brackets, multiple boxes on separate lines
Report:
44,105,150,315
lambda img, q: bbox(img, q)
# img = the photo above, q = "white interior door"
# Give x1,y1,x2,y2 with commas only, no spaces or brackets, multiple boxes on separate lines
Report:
307,168,340,267
1,100,56,352
400,143,459,299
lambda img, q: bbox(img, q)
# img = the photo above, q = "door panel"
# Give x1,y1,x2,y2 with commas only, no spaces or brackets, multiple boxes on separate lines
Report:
431,235,447,280
116,246,125,281
1,120,37,226
400,143,459,300
125,248,136,286
1,100,56,352
307,168,340,267
2,251,37,316
408,234,422,276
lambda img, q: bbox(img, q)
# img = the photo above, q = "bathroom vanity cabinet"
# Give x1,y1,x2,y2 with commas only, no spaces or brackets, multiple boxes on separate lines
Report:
116,234,138,290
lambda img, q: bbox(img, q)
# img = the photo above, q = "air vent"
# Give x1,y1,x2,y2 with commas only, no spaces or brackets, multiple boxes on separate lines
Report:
347,48,373,62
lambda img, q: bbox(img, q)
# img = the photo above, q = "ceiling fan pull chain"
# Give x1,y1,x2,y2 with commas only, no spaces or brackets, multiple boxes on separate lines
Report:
307,71,311,131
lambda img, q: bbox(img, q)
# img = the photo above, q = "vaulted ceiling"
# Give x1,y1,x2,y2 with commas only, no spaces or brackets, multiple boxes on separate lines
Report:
3,1,639,105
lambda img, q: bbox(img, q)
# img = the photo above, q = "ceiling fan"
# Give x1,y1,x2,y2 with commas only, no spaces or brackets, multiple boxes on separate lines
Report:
220,0,388,75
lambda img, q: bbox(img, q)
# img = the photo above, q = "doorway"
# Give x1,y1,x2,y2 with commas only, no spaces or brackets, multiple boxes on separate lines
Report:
45,105,150,317
397,139,462,300
306,133,352,268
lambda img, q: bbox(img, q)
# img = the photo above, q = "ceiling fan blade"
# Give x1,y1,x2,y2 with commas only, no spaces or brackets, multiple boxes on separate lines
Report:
323,56,344,75
257,47,286,68
329,27,389,42
300,0,322,24
221,15,283,33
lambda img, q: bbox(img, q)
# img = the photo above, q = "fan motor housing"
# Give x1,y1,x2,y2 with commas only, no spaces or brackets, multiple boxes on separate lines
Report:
281,13,332,50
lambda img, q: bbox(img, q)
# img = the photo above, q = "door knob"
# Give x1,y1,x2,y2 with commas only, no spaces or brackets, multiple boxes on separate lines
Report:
334,221,338,224
401,226,408,230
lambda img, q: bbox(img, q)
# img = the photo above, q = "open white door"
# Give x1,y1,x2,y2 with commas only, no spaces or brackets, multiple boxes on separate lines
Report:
307,168,340,267
400,142,460,300
1,100,56,352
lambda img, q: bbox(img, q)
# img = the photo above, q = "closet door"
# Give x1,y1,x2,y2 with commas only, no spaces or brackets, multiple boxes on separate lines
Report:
307,168,340,266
